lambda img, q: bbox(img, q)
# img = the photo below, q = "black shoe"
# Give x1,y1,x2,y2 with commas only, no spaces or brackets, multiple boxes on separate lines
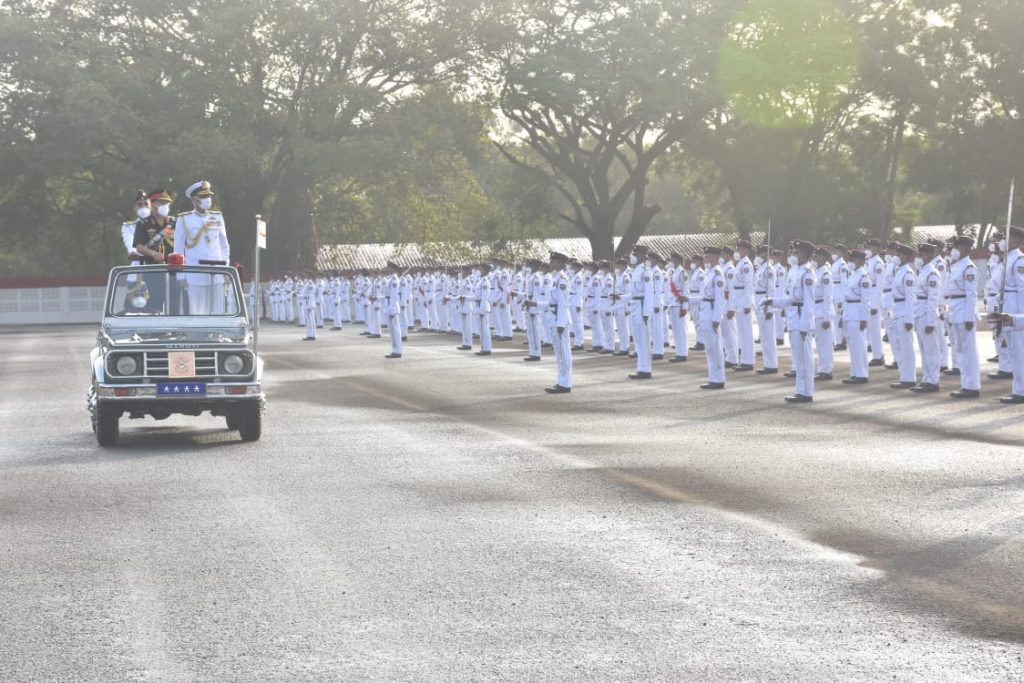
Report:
360,331,370,336
542,343,553,349
475,351,492,356
456,345,472,351
950,389,980,399
572,345,586,352
911,383,940,393
331,327,342,331
589,347,604,353
652,354,665,361
814,373,833,381
834,343,848,351
785,394,813,403
724,361,737,369
599,349,615,355
302,337,316,341
784,370,796,378
843,377,869,385
890,381,916,389
384,353,402,359
940,366,948,372
885,363,899,370
733,364,754,372
988,371,1013,380
882,334,889,343
868,358,886,367
776,339,785,346
700,382,725,390
629,353,637,359
401,336,408,342
943,368,961,377
669,356,688,363
987,356,999,363
614,351,630,357
999,394,1024,404
523,356,541,362
756,368,778,375
629,372,653,380
368,334,382,339
545,385,571,394
690,343,705,351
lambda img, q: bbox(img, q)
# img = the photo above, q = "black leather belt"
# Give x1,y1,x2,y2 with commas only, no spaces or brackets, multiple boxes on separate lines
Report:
755,290,767,295
894,297,906,303
814,299,824,304
846,299,861,303
948,295,966,300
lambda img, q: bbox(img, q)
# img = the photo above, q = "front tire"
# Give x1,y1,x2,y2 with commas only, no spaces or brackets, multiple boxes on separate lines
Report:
237,402,262,442
95,403,120,447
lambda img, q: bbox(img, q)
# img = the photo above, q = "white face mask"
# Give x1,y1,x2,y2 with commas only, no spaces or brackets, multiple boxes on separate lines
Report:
644,259,653,268
197,197,212,210
913,257,924,269
629,255,638,266
732,251,741,261
136,206,151,219
999,239,1007,252
949,248,961,261
524,268,531,275
155,203,170,217
864,249,874,259
831,254,839,263
689,263,697,271
809,259,819,269
718,257,726,266
131,296,148,309
787,255,799,268
754,256,763,267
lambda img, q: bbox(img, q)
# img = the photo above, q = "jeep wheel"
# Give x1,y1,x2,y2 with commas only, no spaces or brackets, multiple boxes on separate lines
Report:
95,404,120,447
225,412,241,431
237,402,262,442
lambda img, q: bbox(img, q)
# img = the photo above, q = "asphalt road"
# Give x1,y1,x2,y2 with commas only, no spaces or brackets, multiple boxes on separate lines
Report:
2,322,1023,681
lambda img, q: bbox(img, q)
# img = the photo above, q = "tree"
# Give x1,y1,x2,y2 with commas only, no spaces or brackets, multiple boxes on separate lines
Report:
481,0,741,260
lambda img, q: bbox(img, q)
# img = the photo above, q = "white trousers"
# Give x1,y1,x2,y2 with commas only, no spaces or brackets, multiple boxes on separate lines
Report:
915,318,942,385
893,321,917,383
790,329,815,397
845,320,869,379
952,324,979,390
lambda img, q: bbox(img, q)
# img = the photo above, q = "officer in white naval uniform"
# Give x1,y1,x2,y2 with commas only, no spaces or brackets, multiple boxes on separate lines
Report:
732,239,756,372
763,240,816,403
947,235,980,398
384,262,404,358
889,243,919,390
811,245,835,381
697,246,727,389
174,180,230,315
545,252,573,394
628,245,655,380
842,249,872,384
753,244,778,374
910,243,943,393
991,225,1024,404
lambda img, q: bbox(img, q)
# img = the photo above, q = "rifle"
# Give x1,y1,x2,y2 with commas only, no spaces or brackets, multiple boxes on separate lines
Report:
996,179,1016,338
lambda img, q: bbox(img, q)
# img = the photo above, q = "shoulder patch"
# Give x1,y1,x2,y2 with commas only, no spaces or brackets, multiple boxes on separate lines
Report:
742,266,751,274
715,279,724,287
644,276,651,282
861,281,870,288
905,278,914,286
928,278,939,287
823,276,831,285
804,276,813,286
965,273,976,282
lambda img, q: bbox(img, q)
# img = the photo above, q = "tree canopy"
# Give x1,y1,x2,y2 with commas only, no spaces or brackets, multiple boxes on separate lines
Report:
1,0,1022,275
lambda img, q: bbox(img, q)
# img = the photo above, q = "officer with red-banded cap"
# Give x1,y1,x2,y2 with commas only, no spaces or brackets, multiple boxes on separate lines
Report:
842,249,872,384
698,246,727,389
174,180,231,314
545,252,573,394
763,239,817,403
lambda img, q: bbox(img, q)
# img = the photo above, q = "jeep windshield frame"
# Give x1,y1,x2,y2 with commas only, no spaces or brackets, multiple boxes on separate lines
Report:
106,265,246,319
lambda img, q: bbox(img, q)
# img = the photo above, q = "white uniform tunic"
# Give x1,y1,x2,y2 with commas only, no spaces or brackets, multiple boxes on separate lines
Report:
946,257,979,391
700,264,727,384
174,209,231,315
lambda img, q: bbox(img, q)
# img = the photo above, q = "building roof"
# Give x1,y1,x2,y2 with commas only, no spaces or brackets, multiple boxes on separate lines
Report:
316,226,962,271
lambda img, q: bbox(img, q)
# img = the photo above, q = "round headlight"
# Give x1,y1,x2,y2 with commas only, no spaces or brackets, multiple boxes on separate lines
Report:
115,355,138,376
222,354,245,374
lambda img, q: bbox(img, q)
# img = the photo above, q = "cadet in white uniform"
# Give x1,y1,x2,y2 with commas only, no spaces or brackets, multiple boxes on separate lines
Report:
947,236,980,398
910,244,943,392
475,263,494,356
545,252,573,394
667,252,689,362
753,244,778,374
523,262,544,362
993,226,1024,403
612,258,633,356
649,253,667,361
628,245,655,380
842,249,872,384
697,247,727,389
763,240,816,402
832,245,850,350
864,238,887,367
889,244,919,389
174,180,231,315
384,262,403,358
687,254,705,352
733,240,756,372
812,245,835,380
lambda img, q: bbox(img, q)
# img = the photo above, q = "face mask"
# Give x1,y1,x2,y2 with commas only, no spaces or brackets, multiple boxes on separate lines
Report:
990,255,1000,267
787,255,799,268
644,259,653,268
864,249,873,259
136,206,151,219
629,255,638,266
989,243,997,253
198,197,212,210
754,256,763,267
155,204,170,217
689,263,697,271
809,259,818,269
831,254,839,263
132,296,148,309
950,248,961,261
913,257,924,269
718,257,726,266
999,239,1007,252
732,251,741,261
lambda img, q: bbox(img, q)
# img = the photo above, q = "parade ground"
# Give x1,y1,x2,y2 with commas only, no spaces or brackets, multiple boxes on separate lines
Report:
2,323,1023,680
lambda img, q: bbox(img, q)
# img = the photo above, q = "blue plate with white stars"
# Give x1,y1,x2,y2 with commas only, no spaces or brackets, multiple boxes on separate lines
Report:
157,382,207,396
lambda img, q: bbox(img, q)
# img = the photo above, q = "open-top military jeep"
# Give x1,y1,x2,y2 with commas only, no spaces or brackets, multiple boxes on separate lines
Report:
88,259,264,446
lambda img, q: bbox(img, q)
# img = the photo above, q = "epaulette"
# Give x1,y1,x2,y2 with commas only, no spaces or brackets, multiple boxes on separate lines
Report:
178,210,195,216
